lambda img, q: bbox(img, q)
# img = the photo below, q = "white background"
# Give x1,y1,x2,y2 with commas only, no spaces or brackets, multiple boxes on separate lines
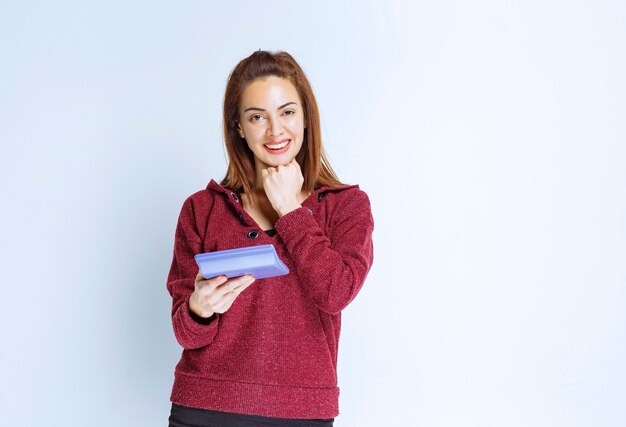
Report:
1,1,625,426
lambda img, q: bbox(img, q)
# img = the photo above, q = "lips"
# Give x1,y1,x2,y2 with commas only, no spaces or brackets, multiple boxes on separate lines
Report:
263,139,291,154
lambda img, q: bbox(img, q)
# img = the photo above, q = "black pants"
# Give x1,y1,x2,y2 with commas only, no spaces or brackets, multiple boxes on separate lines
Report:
168,403,335,427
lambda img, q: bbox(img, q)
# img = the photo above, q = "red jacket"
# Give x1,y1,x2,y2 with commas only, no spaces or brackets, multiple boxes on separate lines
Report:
166,178,374,419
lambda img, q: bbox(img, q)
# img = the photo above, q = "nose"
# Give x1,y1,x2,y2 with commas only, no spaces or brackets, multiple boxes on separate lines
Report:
268,116,284,136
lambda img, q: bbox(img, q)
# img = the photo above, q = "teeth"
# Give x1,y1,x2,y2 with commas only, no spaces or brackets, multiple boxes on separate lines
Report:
266,140,289,149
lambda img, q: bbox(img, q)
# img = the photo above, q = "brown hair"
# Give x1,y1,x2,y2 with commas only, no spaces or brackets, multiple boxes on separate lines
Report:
220,50,345,202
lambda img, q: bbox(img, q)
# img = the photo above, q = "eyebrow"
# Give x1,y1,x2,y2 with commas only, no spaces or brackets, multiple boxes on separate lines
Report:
243,102,298,113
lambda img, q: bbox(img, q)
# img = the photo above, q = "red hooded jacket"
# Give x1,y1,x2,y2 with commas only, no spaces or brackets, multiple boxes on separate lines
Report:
166,178,374,419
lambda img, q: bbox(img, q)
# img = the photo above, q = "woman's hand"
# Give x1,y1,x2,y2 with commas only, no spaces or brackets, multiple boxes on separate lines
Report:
261,158,304,217
189,269,256,319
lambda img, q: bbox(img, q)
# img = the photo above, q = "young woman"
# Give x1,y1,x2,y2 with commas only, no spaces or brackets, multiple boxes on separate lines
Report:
166,50,374,426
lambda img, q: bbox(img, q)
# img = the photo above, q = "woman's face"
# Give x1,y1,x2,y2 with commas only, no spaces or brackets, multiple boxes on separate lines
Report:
237,76,305,171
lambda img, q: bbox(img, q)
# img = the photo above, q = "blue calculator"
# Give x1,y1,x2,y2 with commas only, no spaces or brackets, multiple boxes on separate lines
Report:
194,244,289,280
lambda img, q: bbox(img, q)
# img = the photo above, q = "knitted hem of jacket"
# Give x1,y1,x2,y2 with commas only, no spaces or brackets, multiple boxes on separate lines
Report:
171,371,340,419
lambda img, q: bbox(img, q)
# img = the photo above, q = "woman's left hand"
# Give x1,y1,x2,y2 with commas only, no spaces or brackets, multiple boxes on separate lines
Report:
262,158,304,217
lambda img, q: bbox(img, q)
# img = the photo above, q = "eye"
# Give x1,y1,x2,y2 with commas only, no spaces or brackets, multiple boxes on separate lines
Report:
284,110,295,116
250,114,264,122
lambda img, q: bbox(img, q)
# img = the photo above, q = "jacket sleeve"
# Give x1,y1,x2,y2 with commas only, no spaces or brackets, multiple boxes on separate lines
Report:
166,196,221,350
274,188,374,315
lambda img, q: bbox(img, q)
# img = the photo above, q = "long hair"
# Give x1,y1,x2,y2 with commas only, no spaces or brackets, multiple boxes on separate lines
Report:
220,50,345,203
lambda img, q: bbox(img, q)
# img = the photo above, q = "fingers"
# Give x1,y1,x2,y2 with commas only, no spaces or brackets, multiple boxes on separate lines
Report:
195,270,227,289
216,274,255,296
262,158,299,175
196,273,255,296
209,275,256,314
191,271,256,317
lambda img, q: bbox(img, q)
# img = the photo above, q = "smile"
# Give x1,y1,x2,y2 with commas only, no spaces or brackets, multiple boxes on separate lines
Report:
264,139,291,154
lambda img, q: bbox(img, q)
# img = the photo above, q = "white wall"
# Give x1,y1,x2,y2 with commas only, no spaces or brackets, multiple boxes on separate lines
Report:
1,1,624,426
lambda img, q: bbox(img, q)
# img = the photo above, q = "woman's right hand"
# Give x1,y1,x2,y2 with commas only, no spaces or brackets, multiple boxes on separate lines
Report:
189,269,256,319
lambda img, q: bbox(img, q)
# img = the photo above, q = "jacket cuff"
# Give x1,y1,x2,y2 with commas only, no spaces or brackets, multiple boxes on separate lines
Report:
173,296,220,348
274,206,317,241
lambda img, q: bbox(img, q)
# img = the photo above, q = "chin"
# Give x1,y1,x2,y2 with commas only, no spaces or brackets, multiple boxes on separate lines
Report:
265,156,293,167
